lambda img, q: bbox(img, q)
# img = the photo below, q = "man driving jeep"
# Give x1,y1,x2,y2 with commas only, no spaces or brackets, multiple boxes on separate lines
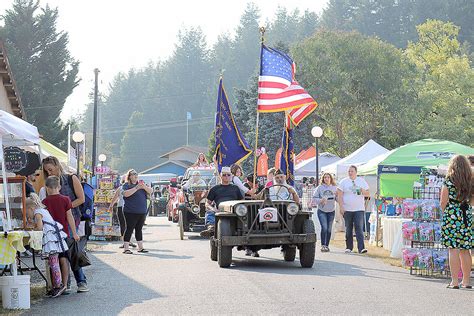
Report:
255,169,300,203
200,166,244,237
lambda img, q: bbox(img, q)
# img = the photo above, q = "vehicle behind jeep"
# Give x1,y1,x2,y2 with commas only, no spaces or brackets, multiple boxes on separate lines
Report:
177,167,216,239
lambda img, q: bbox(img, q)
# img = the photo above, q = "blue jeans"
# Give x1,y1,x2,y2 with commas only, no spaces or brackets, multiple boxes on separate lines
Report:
317,210,335,247
343,211,365,252
73,267,87,285
205,211,215,226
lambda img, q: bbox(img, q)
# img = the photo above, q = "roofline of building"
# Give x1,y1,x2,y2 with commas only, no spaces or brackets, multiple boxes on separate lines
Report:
159,145,208,159
140,160,191,174
0,40,26,119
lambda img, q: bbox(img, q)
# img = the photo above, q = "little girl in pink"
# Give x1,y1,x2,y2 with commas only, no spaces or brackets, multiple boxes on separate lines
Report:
26,194,69,298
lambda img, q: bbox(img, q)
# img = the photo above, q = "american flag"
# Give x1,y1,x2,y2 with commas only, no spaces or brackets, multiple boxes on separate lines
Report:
258,45,317,124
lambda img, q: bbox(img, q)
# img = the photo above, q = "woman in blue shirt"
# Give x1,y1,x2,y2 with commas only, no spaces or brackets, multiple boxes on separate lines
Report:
122,169,153,254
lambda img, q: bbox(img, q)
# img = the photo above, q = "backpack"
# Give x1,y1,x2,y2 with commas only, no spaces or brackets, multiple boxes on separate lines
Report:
68,175,94,220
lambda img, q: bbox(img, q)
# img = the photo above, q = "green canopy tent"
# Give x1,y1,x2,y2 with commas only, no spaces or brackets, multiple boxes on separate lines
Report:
358,139,474,197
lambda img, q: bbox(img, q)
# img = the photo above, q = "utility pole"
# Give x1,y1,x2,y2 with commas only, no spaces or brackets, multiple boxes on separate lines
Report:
92,68,100,175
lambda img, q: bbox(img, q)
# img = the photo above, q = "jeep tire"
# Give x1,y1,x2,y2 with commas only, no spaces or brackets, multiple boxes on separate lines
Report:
282,246,296,262
299,219,316,268
217,219,232,268
210,239,217,261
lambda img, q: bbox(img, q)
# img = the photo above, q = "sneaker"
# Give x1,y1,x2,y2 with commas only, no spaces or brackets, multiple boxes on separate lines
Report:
77,283,90,293
251,251,260,258
320,246,326,252
360,249,368,254
65,284,71,294
52,286,66,298
345,249,352,253
45,289,54,297
326,247,330,252
245,249,252,256
199,226,214,238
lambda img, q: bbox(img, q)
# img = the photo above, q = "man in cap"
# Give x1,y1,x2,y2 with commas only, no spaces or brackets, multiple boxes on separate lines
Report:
200,166,244,237
256,169,300,203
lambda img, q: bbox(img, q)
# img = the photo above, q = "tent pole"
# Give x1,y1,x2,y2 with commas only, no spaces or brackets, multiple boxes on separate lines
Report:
0,138,12,232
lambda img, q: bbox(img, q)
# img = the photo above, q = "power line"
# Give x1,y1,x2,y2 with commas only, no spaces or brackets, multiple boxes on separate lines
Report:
99,116,215,133
82,117,214,135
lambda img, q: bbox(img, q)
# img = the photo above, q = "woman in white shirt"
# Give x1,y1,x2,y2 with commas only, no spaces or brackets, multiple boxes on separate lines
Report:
337,165,370,254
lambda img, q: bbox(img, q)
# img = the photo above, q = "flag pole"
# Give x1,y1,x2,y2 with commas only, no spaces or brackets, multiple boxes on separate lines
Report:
253,27,265,187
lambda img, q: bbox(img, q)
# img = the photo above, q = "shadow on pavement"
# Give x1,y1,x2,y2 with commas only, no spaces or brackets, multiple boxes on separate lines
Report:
230,256,368,277
137,252,193,260
24,252,162,315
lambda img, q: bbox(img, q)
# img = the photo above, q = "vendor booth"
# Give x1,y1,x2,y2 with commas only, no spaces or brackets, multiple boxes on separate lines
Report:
0,110,43,309
358,139,473,274
358,139,474,198
322,139,388,180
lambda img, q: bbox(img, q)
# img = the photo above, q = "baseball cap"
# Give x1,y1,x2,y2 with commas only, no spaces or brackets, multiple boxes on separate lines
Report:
221,166,231,174
274,169,284,176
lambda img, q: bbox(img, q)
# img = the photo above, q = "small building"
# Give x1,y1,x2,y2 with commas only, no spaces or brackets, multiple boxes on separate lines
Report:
140,160,192,176
140,146,208,176
0,41,25,118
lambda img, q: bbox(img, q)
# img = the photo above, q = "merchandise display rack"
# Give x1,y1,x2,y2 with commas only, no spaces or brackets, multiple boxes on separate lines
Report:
90,167,121,241
402,169,449,279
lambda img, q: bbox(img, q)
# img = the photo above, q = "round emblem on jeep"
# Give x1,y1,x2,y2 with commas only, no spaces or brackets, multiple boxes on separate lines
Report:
263,212,273,220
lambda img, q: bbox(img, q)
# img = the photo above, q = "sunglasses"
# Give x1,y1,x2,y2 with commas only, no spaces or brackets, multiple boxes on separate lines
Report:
221,173,232,177
130,172,138,176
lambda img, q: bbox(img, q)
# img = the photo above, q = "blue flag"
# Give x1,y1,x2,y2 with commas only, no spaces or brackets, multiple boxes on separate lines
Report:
279,126,295,186
215,78,252,171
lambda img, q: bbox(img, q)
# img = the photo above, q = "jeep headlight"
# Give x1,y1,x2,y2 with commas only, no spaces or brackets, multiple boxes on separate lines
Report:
235,204,248,217
287,203,299,215
191,205,200,214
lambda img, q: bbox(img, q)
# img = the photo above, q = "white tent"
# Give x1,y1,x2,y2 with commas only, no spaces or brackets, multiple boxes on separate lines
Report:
295,152,341,179
322,139,389,181
0,110,40,231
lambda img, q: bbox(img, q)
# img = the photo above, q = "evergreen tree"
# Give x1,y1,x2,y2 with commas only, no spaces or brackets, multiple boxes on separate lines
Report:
321,0,474,49
0,0,79,148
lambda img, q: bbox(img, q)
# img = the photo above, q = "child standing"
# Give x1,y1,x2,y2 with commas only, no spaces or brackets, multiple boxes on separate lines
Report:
26,194,69,298
42,176,80,292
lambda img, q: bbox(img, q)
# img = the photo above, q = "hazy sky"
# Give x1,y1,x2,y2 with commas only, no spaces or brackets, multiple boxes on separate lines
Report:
0,0,328,121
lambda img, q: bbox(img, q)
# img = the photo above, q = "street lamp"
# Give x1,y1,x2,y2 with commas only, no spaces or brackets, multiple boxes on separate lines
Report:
311,126,323,185
98,154,107,166
72,131,85,176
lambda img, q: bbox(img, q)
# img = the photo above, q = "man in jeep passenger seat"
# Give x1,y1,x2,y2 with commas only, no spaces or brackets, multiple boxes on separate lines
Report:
200,166,243,238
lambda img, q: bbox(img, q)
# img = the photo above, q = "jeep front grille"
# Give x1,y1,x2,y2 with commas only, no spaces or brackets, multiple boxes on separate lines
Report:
245,202,290,233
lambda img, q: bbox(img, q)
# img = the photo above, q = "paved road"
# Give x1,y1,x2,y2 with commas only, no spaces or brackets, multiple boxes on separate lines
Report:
25,217,472,315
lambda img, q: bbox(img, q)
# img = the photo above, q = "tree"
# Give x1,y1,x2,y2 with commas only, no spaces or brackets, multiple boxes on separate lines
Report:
292,30,420,156
267,7,319,46
406,20,473,146
321,0,474,49
0,0,79,148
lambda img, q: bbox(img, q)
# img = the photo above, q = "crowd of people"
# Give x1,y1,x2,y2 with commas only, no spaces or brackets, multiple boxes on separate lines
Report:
23,151,472,295
24,155,89,298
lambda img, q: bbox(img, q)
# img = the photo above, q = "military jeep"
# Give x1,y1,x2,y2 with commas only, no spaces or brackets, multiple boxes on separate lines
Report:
209,185,316,268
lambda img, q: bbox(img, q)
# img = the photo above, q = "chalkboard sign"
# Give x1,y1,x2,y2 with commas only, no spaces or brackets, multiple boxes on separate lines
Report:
4,147,28,173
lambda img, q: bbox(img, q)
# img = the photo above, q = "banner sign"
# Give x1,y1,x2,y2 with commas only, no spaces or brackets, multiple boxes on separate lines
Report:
4,147,28,172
